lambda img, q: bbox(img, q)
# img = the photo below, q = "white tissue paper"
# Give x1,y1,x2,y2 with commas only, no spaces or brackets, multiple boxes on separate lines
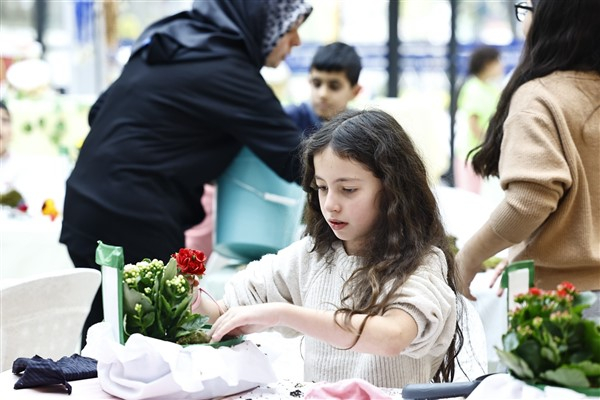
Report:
82,322,277,400
467,373,588,400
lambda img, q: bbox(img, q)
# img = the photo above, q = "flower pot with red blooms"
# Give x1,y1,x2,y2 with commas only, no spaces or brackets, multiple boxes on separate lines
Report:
122,248,237,346
496,281,600,396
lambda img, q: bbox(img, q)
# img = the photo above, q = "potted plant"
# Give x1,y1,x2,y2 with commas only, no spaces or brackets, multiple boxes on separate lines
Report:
496,281,600,396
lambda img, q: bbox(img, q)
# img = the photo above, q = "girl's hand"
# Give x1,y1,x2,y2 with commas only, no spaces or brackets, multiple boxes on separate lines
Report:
209,303,287,343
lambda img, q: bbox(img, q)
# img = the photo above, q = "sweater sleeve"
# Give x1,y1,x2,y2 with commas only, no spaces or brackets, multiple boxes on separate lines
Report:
489,89,571,243
222,238,309,308
393,248,457,358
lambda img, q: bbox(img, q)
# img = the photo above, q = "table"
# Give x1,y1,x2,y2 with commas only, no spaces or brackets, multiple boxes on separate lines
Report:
0,332,407,400
0,370,405,399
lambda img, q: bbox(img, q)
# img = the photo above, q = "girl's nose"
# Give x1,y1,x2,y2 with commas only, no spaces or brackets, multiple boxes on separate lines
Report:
323,193,340,213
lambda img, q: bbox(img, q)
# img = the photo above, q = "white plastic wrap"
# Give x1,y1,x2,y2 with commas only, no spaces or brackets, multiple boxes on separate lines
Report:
82,322,277,400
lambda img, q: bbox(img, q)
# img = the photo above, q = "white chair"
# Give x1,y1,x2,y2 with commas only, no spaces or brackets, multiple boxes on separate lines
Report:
0,268,101,372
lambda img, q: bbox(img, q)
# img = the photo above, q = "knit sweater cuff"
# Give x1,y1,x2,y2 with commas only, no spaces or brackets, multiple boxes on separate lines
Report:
489,181,559,243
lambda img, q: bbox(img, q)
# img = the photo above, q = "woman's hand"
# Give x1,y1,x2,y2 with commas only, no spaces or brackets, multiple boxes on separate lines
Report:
489,258,508,297
209,303,287,343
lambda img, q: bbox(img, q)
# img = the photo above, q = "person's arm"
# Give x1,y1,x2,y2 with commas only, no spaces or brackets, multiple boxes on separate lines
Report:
209,303,418,357
216,59,304,184
456,222,513,300
191,287,227,322
468,114,484,142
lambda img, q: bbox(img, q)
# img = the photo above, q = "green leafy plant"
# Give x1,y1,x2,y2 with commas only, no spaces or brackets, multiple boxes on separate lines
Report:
122,248,210,344
496,281,600,391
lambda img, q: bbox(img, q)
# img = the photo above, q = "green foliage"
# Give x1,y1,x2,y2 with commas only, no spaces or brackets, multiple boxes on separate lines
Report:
496,282,600,389
122,258,209,343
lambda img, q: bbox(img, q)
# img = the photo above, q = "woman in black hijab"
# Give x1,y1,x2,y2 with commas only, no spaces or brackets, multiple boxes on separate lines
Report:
60,0,312,344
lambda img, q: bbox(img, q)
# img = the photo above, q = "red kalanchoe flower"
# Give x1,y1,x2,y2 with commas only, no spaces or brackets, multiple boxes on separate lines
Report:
528,287,542,296
171,248,207,277
557,281,575,292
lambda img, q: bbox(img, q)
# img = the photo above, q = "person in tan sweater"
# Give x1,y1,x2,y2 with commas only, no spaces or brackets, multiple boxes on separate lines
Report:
457,0,600,317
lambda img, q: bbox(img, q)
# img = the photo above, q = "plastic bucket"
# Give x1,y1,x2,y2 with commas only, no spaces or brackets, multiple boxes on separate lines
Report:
214,147,305,262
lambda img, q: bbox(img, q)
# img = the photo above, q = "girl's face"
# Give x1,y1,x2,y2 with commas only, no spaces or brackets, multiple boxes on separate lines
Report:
313,146,382,256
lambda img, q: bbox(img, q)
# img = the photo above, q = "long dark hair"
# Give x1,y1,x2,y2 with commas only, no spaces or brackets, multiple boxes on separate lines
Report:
301,109,462,382
470,0,600,177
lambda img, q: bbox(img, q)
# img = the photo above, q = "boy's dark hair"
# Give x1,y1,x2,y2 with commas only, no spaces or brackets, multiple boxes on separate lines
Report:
0,99,8,114
468,46,500,76
310,42,362,86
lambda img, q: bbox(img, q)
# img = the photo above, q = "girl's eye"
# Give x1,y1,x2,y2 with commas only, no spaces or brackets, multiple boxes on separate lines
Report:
343,188,357,193
316,185,327,192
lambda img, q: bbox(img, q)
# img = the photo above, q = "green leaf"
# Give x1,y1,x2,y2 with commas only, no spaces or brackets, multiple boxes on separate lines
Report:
163,258,178,281
540,366,590,388
122,282,153,313
496,348,535,379
176,315,210,338
516,340,542,373
540,346,559,365
503,332,520,352
575,361,600,377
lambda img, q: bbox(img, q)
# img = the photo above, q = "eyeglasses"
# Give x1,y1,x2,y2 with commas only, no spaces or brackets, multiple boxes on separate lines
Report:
514,2,534,22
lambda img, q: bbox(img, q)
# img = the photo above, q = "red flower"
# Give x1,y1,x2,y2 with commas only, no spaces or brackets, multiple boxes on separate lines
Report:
557,281,575,292
171,248,207,277
528,287,543,296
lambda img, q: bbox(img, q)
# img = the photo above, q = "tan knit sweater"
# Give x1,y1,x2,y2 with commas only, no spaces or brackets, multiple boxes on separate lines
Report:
222,237,457,388
491,70,600,291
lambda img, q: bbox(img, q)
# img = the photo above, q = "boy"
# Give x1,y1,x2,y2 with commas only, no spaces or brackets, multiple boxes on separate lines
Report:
286,42,362,135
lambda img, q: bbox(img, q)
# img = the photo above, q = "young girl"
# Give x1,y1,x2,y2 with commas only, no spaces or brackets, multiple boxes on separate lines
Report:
197,109,462,387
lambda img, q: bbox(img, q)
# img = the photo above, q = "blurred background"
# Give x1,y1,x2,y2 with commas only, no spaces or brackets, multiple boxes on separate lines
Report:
0,0,524,208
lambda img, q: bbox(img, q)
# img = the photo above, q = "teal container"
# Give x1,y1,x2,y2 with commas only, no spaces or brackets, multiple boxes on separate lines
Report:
214,147,305,262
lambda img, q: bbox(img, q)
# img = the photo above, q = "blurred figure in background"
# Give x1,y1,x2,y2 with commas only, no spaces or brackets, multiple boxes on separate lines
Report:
0,99,27,212
286,41,362,135
60,0,312,345
454,45,503,194
457,0,600,319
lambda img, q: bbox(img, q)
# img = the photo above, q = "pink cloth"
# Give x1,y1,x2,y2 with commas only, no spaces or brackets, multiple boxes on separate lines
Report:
305,379,392,400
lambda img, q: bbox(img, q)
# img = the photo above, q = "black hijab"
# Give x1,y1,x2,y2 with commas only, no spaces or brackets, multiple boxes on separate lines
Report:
130,0,312,68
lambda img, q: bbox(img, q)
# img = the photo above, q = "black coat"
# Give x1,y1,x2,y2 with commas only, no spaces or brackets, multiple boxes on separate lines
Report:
60,0,307,264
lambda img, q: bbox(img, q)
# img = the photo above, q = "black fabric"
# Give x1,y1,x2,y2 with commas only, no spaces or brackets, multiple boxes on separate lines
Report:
60,0,308,338
12,354,97,394
130,0,268,68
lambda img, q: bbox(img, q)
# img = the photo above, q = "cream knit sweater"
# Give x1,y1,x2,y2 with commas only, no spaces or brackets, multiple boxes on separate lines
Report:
222,237,457,388
491,71,600,291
